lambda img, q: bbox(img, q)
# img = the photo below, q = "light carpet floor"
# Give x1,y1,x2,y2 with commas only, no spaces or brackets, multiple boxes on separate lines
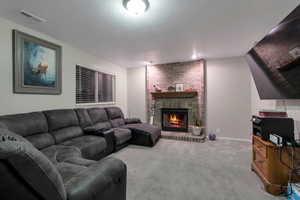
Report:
112,139,284,200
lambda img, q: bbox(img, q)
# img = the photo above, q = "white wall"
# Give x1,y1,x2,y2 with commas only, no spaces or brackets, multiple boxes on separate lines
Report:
251,77,300,118
251,78,277,115
0,18,128,115
127,56,252,139
127,66,147,122
206,57,251,140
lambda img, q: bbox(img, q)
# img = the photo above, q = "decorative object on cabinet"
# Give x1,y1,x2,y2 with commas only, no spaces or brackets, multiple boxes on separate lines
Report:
167,86,176,92
153,84,162,93
175,83,184,92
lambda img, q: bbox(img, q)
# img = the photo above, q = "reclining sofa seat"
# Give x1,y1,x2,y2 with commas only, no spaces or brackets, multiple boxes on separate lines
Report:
74,108,114,155
105,107,162,147
0,110,127,200
84,108,133,152
44,109,107,160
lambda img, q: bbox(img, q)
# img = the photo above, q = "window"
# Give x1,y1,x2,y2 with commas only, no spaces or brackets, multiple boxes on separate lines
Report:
76,65,115,104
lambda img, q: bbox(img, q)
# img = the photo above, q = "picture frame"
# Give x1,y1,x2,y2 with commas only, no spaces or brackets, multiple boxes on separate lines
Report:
175,83,184,92
13,30,62,95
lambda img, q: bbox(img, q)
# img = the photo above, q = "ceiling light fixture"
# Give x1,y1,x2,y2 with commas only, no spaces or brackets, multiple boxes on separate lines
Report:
192,54,198,60
123,0,150,15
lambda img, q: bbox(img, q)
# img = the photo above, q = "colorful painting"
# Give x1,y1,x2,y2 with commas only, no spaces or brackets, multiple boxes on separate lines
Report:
13,30,62,94
23,41,56,87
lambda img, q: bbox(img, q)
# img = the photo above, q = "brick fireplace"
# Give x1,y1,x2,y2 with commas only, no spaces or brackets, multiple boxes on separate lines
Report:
146,60,206,133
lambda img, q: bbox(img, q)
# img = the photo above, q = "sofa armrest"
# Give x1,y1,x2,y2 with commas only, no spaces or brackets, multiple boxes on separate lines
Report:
102,129,115,155
83,127,111,137
65,157,126,200
124,118,142,124
83,127,115,155
83,126,99,134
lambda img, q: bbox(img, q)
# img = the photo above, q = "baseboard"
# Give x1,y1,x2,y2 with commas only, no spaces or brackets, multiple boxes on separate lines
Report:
215,136,251,143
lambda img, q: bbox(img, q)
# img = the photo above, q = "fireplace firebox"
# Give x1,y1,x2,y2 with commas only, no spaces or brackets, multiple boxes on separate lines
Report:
161,108,188,132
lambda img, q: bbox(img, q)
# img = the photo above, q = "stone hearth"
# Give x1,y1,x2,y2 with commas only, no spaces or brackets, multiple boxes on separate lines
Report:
161,131,206,143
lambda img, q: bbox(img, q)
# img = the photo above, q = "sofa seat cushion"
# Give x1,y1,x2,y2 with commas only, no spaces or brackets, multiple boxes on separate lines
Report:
56,162,87,183
113,128,132,145
41,145,97,167
64,157,126,200
61,136,107,160
122,123,161,147
41,145,80,165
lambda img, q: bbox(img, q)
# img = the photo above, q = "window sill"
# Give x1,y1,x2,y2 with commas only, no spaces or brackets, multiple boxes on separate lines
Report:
76,102,116,106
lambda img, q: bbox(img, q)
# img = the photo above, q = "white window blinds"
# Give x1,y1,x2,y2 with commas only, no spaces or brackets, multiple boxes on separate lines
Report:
76,65,115,104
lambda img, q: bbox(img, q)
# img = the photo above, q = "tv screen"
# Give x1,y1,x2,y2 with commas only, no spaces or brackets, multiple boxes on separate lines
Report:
246,5,300,99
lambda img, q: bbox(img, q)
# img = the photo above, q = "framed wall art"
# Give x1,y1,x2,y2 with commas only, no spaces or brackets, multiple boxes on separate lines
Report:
13,30,62,94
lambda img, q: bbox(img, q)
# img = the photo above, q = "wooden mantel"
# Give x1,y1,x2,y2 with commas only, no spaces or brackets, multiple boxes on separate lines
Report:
151,91,198,98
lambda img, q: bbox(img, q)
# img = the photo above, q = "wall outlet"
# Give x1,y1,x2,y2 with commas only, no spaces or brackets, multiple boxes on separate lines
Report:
216,128,221,134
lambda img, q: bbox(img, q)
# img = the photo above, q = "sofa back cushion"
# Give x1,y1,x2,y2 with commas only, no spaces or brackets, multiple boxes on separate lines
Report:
105,107,124,119
75,108,93,128
0,128,66,200
110,118,126,128
88,108,109,123
87,108,112,130
0,112,54,150
44,110,83,144
105,107,125,128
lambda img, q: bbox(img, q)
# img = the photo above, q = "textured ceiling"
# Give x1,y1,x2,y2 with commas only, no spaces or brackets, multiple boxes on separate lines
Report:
0,0,298,67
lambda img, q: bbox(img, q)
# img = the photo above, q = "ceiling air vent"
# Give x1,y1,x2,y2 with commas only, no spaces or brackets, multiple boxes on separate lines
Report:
20,10,47,23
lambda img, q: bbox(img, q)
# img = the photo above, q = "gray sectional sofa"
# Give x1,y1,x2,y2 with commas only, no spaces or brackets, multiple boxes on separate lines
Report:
0,107,161,200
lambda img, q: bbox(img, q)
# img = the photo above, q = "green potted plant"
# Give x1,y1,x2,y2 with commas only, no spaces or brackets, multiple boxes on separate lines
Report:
191,119,203,136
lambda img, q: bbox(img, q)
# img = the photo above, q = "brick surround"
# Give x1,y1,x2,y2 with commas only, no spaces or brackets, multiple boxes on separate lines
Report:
146,60,206,132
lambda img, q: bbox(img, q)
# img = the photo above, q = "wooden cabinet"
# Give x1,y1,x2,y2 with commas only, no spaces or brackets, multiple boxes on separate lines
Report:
252,135,300,195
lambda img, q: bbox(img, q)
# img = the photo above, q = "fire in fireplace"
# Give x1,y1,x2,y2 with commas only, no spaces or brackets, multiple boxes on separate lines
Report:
161,108,188,132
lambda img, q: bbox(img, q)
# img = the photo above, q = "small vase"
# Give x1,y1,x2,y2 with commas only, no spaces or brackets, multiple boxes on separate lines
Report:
191,126,203,136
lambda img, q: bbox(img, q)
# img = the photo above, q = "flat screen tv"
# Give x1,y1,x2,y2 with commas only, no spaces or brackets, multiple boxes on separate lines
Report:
246,5,300,99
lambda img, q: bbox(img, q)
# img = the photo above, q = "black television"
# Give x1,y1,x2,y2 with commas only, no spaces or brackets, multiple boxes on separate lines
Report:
246,5,300,99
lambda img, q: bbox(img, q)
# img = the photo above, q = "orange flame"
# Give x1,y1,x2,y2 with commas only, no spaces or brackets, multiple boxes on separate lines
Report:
169,114,181,124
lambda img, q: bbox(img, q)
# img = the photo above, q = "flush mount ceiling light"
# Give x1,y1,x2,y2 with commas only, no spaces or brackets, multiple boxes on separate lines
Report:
123,0,150,15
